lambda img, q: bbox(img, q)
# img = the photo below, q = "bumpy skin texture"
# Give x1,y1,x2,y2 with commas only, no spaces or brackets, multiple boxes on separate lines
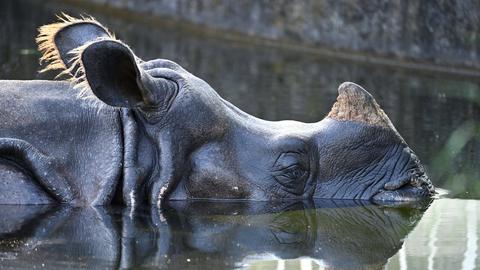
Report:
0,16,434,205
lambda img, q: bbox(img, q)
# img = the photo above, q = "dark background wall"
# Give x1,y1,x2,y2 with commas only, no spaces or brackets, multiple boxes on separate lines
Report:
78,0,480,72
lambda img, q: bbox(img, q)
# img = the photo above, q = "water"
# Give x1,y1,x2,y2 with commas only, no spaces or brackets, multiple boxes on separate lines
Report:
0,201,429,269
1,0,479,269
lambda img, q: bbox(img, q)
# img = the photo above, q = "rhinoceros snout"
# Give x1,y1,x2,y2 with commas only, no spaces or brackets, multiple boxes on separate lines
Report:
372,170,434,203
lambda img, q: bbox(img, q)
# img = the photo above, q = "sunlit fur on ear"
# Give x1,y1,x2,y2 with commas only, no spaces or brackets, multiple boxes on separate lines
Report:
64,38,140,110
36,13,115,75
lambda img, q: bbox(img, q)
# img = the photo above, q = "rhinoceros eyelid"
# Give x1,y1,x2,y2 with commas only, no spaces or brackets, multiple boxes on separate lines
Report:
274,149,307,159
272,163,303,172
272,151,310,172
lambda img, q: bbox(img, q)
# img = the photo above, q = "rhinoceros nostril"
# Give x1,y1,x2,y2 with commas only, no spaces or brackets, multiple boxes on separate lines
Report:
410,172,427,187
410,173,435,196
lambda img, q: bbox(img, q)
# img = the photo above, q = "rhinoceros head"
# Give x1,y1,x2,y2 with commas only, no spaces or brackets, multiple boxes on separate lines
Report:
37,15,434,205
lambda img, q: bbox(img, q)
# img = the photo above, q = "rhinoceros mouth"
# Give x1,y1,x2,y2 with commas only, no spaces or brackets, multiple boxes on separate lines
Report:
372,170,434,203
370,142,435,203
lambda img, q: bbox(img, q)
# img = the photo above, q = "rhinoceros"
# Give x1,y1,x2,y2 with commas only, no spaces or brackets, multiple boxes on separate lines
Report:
0,15,434,206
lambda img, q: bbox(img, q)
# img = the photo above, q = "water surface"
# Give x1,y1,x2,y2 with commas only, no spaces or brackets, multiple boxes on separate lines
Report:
0,201,429,269
1,0,479,269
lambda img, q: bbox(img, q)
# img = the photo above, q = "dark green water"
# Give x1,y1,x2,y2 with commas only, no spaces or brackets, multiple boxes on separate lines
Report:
1,1,480,269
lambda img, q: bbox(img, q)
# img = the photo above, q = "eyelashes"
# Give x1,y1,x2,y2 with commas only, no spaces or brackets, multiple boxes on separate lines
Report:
273,153,310,194
274,168,309,194
280,164,308,179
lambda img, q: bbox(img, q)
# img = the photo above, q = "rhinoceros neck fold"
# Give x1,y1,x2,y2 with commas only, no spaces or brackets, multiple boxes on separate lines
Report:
120,109,157,206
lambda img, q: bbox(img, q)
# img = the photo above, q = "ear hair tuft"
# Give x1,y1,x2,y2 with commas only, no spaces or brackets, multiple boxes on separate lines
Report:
36,13,115,74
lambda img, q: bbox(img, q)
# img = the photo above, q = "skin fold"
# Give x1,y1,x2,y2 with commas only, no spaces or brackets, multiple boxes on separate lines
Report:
0,15,434,206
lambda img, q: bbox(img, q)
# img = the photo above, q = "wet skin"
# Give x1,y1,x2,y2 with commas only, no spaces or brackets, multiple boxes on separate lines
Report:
0,15,434,206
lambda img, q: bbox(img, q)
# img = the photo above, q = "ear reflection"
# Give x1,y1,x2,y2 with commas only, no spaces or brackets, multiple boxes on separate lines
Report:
0,200,430,269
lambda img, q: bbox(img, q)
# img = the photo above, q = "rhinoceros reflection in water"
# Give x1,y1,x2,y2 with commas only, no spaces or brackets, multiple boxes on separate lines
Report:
0,14,433,205
0,201,430,269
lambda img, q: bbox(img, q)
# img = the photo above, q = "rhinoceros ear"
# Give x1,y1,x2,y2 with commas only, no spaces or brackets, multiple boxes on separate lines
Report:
37,14,170,108
327,82,399,132
36,13,113,76
74,39,163,108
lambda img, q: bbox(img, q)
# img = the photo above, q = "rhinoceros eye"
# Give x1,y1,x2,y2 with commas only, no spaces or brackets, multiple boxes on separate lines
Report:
273,152,309,194
282,164,308,179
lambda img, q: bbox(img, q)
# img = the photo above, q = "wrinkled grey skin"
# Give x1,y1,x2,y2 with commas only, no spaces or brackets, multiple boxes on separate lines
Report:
0,18,434,206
